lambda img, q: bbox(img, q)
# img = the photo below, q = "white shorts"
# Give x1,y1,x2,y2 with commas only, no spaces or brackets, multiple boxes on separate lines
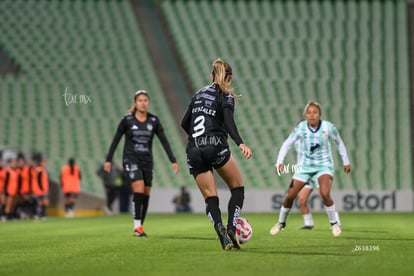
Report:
293,165,333,189
302,174,319,189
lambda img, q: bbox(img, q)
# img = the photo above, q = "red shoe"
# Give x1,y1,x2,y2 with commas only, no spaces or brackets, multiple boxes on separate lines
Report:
133,226,147,237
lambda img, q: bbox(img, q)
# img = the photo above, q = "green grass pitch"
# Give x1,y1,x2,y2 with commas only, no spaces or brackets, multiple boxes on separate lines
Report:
0,212,413,276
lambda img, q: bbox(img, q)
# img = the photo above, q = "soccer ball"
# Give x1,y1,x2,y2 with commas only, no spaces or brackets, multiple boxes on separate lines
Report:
236,217,253,244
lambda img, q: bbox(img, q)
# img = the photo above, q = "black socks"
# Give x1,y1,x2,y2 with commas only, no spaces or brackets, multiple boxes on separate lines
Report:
133,193,145,220
227,187,244,232
205,196,222,227
141,195,150,225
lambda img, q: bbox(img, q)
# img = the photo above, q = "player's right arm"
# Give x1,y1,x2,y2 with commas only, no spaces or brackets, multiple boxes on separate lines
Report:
181,101,193,135
275,128,299,172
104,117,127,172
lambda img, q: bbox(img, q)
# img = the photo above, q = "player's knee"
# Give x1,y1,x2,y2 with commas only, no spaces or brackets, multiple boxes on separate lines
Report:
283,197,294,207
319,192,331,202
298,196,307,206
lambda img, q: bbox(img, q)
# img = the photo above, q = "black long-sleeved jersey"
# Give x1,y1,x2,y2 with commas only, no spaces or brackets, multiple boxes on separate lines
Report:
105,112,176,170
181,84,244,148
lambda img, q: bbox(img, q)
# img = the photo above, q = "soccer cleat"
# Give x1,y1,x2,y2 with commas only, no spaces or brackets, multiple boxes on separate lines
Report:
330,223,342,230
331,223,341,237
298,225,314,230
215,223,233,250
133,226,148,237
270,222,286,236
227,228,241,249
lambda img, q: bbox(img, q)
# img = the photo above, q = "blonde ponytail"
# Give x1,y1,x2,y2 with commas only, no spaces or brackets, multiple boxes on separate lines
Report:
128,104,136,113
211,58,236,98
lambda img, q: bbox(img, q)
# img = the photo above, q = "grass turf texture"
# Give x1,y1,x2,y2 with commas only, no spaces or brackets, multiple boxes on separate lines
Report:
0,213,413,276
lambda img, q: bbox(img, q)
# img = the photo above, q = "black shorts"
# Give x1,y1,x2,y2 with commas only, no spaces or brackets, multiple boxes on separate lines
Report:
64,193,79,199
123,161,153,187
186,145,231,175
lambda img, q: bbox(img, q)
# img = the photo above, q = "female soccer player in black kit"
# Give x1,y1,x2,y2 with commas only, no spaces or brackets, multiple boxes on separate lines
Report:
181,58,252,250
104,90,179,237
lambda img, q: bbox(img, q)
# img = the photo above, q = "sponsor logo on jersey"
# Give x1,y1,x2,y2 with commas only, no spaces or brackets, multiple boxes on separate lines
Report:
131,125,138,130
196,92,216,101
205,100,213,107
310,144,320,152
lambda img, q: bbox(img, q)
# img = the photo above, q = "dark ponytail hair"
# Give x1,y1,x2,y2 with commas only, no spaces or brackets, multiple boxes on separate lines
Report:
69,158,75,175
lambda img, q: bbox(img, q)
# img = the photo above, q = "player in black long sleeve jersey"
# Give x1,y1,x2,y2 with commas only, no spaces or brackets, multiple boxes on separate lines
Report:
105,90,179,237
181,58,252,250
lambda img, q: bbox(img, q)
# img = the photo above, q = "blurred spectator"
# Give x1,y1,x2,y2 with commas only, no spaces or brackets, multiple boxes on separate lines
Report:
0,151,5,219
2,158,18,221
60,158,81,218
16,152,32,219
97,162,122,214
31,153,49,220
119,173,132,213
173,186,192,213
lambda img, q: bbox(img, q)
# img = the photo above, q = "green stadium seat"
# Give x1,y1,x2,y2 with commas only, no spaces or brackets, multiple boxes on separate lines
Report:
0,0,410,194
161,0,410,191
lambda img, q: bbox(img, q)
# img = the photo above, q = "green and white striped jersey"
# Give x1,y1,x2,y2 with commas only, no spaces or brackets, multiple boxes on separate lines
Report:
276,120,350,169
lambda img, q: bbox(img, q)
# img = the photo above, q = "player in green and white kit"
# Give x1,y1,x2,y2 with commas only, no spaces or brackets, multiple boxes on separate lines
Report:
295,139,341,230
270,102,351,237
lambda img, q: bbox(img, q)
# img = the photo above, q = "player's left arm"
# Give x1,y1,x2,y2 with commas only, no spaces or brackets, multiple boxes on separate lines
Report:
329,123,351,174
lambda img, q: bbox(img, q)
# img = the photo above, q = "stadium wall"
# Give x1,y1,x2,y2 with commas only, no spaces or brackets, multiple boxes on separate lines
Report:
144,188,413,214
47,186,413,216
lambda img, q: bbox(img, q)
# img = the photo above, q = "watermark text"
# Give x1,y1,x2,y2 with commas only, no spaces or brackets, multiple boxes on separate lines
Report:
352,245,380,252
62,86,92,106
276,163,301,176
